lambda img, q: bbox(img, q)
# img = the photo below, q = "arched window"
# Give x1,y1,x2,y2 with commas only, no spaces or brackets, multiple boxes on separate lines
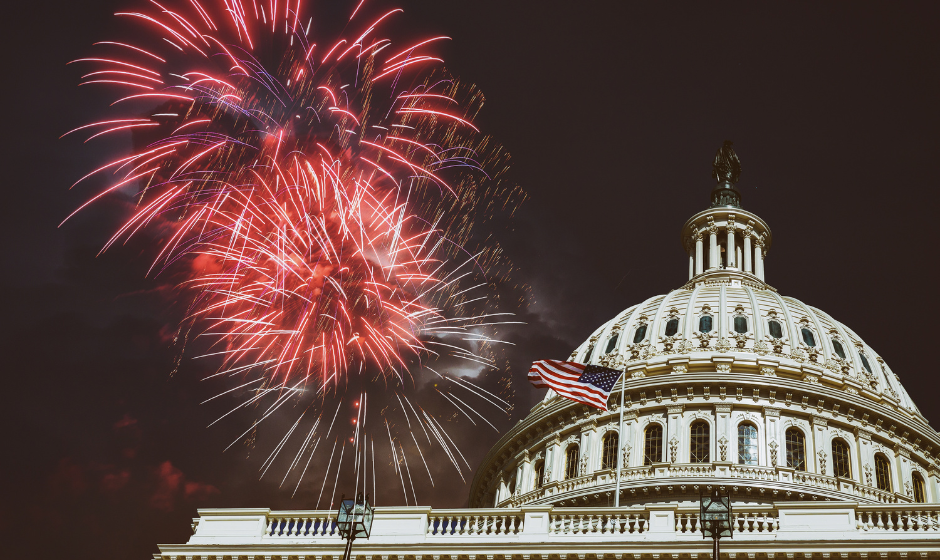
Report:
913,473,927,503
633,325,647,344
699,315,713,333
737,423,758,465
859,352,873,374
605,333,619,354
768,320,783,339
664,318,679,337
534,461,545,489
565,446,580,480
875,454,892,492
734,316,748,334
831,339,847,359
583,344,594,363
801,328,816,347
785,428,806,471
832,439,851,478
690,421,710,463
602,432,619,470
644,424,663,465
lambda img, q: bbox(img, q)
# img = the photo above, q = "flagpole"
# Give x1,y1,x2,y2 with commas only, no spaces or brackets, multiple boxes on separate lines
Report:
614,374,624,507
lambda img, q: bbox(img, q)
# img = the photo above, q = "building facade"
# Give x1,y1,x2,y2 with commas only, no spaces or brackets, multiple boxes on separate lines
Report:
156,145,940,559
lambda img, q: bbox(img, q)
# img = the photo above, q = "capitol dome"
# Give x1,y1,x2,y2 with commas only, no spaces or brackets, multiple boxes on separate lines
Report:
469,142,939,509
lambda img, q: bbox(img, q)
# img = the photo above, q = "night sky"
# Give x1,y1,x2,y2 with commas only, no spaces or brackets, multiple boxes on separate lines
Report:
4,2,940,559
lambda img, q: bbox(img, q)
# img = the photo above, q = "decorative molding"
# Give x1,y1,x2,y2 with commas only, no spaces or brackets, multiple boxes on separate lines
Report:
763,407,781,418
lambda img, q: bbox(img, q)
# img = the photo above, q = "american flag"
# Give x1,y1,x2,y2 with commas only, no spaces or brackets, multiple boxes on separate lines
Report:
528,360,624,411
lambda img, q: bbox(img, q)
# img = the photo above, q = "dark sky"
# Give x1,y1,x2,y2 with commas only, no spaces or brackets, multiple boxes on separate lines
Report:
3,2,940,559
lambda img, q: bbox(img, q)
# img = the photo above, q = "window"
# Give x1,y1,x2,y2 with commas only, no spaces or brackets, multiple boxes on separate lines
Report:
785,428,806,471
734,316,748,334
565,446,580,480
859,352,873,374
832,439,851,478
831,339,846,359
801,328,816,347
768,320,783,339
664,318,679,337
602,432,619,470
690,421,710,463
699,315,713,333
913,473,927,503
644,424,663,465
605,333,619,354
534,461,544,489
633,325,647,344
737,423,758,465
583,344,594,363
875,454,892,492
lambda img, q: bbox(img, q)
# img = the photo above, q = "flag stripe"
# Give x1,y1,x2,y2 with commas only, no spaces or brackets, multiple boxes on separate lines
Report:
527,359,622,411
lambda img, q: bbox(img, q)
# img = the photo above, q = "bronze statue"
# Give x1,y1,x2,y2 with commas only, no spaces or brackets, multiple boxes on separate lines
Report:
710,141,742,208
712,140,741,185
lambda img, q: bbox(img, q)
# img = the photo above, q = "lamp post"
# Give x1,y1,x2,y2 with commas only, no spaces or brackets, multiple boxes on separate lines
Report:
336,493,375,560
700,489,732,560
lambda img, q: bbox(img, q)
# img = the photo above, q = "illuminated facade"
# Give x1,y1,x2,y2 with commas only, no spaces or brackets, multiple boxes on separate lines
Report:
155,146,940,559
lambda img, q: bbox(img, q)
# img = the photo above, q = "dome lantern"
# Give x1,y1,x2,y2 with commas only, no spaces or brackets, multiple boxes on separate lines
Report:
681,142,772,285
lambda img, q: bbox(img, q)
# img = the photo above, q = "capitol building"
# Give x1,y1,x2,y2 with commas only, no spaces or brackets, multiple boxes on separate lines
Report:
156,145,940,559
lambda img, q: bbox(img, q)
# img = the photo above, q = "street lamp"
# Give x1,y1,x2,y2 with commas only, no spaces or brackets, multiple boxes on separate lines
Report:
700,489,733,560
336,493,374,560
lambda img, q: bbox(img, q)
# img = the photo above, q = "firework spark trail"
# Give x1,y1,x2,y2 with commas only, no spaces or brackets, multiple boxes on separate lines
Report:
67,0,525,503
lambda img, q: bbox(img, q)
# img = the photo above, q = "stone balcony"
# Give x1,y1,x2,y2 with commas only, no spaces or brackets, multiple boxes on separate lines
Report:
498,463,903,508
158,503,940,559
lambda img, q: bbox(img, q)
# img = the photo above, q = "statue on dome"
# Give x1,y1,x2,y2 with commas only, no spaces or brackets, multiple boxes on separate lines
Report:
712,140,741,185
710,140,743,208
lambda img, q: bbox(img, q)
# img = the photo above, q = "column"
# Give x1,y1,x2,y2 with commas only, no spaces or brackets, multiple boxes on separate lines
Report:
754,241,764,280
811,416,829,475
897,448,913,499
743,231,752,273
726,224,736,268
763,407,782,467
855,428,875,487
666,405,683,463
689,254,694,280
715,404,732,462
695,234,704,275
709,230,719,270
548,437,562,483
928,468,940,503
623,411,638,468
519,452,531,492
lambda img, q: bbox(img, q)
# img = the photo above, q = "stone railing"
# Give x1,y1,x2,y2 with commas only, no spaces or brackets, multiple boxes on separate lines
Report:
159,503,940,560
499,463,908,508
182,502,940,545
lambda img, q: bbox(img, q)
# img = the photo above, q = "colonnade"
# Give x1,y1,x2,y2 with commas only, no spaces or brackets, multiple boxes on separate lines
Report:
492,403,940,506
687,216,766,281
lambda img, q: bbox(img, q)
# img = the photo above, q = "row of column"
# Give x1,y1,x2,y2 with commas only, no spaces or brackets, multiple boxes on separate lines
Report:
688,227,765,280
494,406,940,504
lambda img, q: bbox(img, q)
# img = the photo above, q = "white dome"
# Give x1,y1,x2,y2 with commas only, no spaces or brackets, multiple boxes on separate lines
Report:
469,144,940,510
567,283,921,419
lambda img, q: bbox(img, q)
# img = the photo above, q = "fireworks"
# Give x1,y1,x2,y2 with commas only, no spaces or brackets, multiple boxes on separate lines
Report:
65,0,524,503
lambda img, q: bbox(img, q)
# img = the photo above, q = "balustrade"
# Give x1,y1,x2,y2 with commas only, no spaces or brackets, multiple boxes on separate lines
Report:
266,512,338,537
194,503,940,547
